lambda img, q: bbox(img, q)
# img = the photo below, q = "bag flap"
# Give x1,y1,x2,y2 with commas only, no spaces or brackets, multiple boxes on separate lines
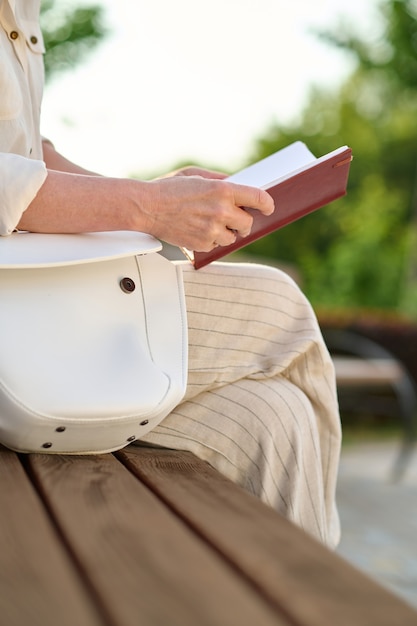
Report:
0,231,162,268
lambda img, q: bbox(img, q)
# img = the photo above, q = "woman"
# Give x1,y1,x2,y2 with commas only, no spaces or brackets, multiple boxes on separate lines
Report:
0,0,341,547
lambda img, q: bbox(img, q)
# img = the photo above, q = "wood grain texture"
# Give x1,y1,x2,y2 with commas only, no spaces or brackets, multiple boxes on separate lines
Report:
27,451,288,626
4,441,416,626
119,446,417,626
0,446,103,626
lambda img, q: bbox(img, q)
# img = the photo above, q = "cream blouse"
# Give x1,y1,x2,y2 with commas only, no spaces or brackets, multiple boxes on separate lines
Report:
0,0,47,235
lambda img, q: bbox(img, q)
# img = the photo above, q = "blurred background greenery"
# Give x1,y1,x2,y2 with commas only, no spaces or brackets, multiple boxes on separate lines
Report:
232,0,417,319
40,0,417,318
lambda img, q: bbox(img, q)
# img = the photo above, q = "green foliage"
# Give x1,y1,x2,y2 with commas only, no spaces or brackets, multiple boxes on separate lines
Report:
319,0,417,89
40,0,107,82
243,0,417,315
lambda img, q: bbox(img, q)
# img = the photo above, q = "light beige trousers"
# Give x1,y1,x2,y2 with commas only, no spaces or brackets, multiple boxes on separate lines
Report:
141,261,341,548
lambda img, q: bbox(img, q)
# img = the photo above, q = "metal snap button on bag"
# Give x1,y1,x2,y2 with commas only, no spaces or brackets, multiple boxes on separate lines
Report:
0,231,188,454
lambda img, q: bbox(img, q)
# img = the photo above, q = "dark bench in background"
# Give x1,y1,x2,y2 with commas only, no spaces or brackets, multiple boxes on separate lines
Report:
324,328,417,480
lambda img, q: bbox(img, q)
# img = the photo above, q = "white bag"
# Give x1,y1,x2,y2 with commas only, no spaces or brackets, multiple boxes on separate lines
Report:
0,231,188,454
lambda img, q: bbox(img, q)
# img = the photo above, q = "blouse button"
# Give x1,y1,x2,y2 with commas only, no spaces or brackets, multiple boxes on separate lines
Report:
10,31,19,40
30,36,38,44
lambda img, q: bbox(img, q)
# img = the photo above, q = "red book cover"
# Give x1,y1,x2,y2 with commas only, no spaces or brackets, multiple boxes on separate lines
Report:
183,142,352,269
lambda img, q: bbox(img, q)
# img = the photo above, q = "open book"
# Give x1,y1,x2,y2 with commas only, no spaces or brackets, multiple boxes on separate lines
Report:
182,141,352,269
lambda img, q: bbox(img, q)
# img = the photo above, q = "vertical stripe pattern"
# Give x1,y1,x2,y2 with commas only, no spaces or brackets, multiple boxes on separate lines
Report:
140,261,341,548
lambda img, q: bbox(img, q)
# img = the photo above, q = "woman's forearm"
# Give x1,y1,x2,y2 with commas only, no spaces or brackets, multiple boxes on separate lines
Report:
17,170,144,233
18,165,274,251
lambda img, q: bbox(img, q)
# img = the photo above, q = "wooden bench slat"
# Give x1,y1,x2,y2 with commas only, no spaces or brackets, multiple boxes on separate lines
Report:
27,451,288,626
0,447,103,626
333,357,405,386
119,446,417,626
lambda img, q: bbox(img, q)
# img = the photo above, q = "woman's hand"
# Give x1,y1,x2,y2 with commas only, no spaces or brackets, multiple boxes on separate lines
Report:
132,174,274,252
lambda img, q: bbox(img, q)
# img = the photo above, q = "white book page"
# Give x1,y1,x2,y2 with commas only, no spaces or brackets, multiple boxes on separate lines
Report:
227,142,348,189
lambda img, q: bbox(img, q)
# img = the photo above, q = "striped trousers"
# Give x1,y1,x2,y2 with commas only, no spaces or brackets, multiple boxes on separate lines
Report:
141,261,341,548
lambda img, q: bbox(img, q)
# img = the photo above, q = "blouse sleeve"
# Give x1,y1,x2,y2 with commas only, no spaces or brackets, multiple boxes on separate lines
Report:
0,152,47,235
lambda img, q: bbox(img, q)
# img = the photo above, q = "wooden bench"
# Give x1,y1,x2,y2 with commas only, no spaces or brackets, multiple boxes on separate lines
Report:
2,443,417,626
333,355,406,387
323,329,417,480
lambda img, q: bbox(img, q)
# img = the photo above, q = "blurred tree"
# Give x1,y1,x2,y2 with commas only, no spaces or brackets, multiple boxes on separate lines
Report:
40,0,107,82
242,0,417,315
